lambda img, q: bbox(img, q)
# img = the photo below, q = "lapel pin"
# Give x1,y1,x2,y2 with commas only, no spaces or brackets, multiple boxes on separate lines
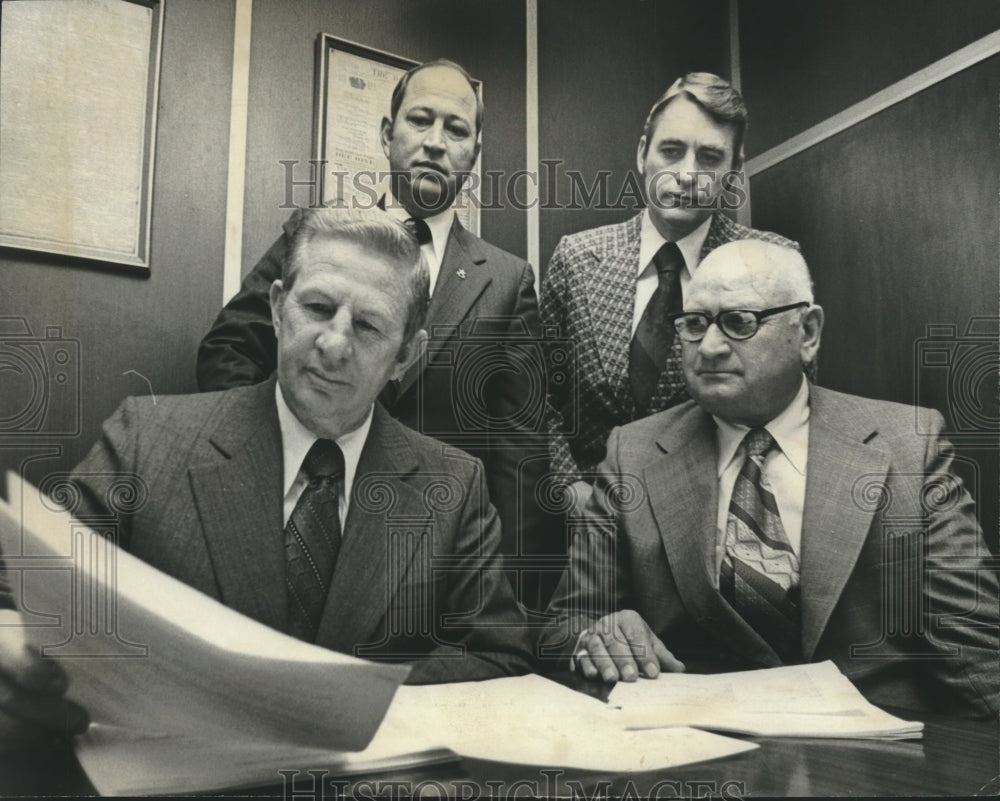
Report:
456,269,467,280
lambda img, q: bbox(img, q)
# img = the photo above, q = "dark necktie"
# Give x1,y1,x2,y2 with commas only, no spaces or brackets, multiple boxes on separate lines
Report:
719,428,801,662
403,217,433,246
629,242,684,414
284,439,345,641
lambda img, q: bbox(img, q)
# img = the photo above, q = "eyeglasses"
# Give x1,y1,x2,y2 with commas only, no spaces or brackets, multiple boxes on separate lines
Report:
669,302,810,342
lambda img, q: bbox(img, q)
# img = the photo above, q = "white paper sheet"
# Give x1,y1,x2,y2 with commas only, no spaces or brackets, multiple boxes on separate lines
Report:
383,674,759,770
1,475,758,793
608,661,923,739
76,674,759,793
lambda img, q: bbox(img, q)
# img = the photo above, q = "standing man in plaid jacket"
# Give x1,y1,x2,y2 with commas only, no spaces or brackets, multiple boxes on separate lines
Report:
542,73,797,504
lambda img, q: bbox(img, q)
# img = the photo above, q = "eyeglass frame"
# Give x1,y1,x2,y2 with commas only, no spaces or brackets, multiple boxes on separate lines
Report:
668,301,812,342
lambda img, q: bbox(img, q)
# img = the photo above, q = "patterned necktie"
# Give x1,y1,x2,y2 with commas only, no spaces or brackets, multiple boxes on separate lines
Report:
720,428,801,662
629,242,684,414
284,439,345,641
403,217,433,246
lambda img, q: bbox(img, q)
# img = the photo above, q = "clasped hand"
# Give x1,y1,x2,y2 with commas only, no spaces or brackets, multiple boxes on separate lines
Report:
573,610,685,683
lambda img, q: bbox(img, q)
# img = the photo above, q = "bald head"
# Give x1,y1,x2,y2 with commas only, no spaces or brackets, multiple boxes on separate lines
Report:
687,240,814,311
680,239,823,427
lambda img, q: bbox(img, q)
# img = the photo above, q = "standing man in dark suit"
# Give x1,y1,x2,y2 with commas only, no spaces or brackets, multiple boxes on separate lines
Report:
198,60,554,606
543,73,797,506
0,206,535,745
541,240,998,717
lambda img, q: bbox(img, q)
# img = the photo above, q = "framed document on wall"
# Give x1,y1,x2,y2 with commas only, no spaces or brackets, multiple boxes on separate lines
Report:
0,0,163,269
314,35,482,236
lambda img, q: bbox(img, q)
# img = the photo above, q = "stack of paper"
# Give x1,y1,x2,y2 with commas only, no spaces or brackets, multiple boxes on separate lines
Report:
0,473,760,794
386,674,759,771
607,661,923,739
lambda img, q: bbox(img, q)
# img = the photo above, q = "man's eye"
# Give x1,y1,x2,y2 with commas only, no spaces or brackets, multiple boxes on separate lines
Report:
699,151,724,167
407,113,431,129
660,146,683,161
356,319,379,333
446,122,470,139
304,302,332,316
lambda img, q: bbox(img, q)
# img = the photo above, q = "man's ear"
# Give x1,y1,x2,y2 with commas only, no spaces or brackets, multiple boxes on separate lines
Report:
269,280,286,336
392,328,427,382
635,136,648,177
800,304,824,365
379,116,394,158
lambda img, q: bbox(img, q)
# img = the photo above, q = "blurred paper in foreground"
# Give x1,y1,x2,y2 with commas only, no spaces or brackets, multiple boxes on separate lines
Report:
0,473,409,768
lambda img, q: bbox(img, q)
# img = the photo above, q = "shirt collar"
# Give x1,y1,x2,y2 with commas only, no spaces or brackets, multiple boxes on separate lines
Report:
713,375,811,478
385,190,454,264
275,383,374,501
638,211,712,278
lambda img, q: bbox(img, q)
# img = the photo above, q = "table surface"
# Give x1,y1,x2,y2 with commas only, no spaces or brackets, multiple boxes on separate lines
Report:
2,695,997,798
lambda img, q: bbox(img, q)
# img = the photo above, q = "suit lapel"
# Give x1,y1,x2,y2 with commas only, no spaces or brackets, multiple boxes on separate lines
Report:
588,214,642,412
314,405,426,650
645,409,783,665
699,212,736,260
188,379,288,631
394,220,492,400
799,388,888,659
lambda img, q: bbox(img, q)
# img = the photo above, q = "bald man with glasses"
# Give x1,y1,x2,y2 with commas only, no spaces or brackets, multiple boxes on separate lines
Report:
539,239,999,718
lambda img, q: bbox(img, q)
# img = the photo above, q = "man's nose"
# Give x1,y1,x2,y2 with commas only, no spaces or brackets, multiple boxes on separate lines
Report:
697,321,731,358
675,153,698,188
316,312,353,362
422,120,446,153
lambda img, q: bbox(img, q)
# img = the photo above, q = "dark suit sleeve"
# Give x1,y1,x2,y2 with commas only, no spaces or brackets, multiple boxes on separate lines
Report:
480,260,561,563
406,458,536,684
914,409,999,716
61,398,145,547
541,237,582,486
537,426,635,669
1,398,142,609
195,231,287,391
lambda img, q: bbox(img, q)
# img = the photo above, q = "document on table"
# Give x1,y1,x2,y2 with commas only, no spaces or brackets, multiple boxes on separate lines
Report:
0,474,757,793
75,673,760,794
0,473,409,753
382,674,758,771
607,661,923,739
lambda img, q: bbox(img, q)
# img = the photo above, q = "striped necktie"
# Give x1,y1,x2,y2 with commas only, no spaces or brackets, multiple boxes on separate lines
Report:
284,439,345,641
720,427,801,662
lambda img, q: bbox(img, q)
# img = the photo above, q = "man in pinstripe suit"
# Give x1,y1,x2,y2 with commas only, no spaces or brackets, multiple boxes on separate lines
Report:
542,73,797,506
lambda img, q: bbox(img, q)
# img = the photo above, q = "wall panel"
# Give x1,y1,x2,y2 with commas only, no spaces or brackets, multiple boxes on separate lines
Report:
739,0,1000,154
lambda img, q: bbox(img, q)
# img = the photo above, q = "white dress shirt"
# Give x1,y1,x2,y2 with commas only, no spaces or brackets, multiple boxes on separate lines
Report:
631,211,712,336
712,376,811,580
275,383,373,529
384,190,454,296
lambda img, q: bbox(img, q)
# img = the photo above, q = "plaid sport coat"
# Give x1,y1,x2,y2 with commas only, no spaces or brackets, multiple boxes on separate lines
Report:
541,211,798,484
